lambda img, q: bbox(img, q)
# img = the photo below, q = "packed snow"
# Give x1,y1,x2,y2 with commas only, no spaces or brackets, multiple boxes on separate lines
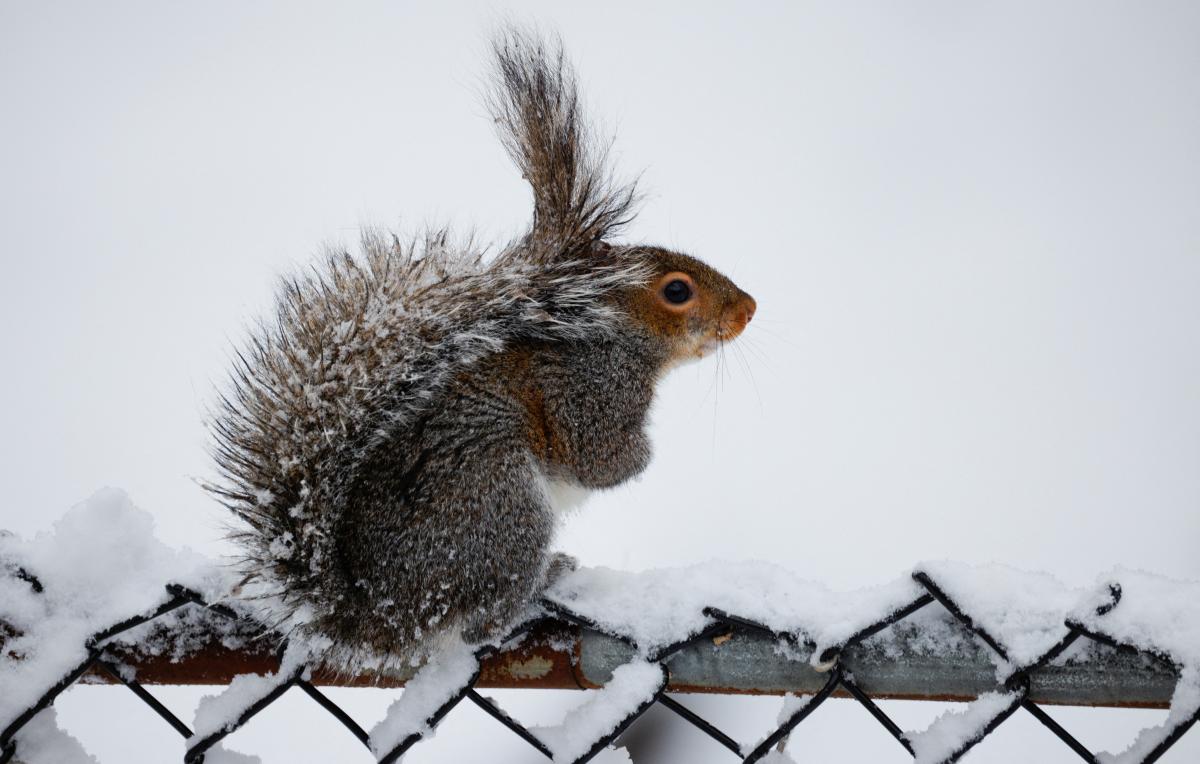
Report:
1071,570,1200,764
1092,670,1200,764
191,643,310,742
199,743,264,764
0,489,227,763
906,691,1021,764
773,691,815,735
546,561,925,663
914,560,1081,675
531,660,666,763
1071,568,1200,673
368,639,480,756
740,692,814,761
3,708,97,764
588,747,633,764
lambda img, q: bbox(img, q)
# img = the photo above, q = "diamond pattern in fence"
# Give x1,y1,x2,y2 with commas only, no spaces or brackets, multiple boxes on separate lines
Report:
1,566,1197,764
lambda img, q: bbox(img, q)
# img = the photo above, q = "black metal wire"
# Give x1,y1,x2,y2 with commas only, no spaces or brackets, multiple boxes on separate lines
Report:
912,571,1012,663
940,691,1025,764
740,667,843,763
376,662,484,764
1019,699,1096,762
816,593,935,665
95,659,194,738
1143,707,1200,764
184,659,307,763
1004,629,1084,692
703,607,809,649
840,671,914,755
541,598,638,649
467,690,554,758
13,567,43,593
650,620,737,664
572,663,669,764
0,570,1196,764
86,591,195,649
657,695,743,756
1064,622,1180,673
0,652,97,746
295,681,371,748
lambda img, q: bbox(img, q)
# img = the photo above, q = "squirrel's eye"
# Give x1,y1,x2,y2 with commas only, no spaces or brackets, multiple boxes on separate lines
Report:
662,279,693,305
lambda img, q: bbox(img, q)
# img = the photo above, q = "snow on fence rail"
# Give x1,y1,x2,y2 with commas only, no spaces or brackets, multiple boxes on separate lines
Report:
2,491,1199,763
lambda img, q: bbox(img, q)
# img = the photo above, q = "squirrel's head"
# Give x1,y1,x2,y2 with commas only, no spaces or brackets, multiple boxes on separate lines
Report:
616,246,756,370
490,30,755,371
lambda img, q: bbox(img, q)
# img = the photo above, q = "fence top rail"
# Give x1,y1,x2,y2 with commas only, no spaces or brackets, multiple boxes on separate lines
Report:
71,612,1176,709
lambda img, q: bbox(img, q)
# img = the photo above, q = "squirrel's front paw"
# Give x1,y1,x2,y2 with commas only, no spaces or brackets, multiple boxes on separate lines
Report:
544,552,579,587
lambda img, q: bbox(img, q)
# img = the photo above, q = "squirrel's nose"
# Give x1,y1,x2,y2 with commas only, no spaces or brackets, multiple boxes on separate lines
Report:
740,295,757,326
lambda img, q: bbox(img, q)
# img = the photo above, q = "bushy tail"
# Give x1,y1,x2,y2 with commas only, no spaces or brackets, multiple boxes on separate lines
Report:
489,27,640,259
208,29,651,665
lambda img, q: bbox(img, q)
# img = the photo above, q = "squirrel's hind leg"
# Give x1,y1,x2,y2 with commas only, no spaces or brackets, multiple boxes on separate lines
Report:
441,446,562,648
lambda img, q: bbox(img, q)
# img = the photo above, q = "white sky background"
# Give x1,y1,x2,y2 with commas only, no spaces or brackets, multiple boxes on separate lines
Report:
2,2,1199,762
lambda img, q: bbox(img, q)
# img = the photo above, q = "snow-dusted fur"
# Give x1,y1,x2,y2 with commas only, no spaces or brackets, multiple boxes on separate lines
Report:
208,30,653,668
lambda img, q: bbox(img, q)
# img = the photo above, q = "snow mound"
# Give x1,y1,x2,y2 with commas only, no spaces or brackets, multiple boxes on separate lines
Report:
907,691,1021,764
742,692,814,761
368,639,480,757
915,560,1080,674
531,660,666,763
546,561,923,664
191,644,309,743
0,489,229,762
199,743,263,764
3,708,98,764
1071,569,1200,764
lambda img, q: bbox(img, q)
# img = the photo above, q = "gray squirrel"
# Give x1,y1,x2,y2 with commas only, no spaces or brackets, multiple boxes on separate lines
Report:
209,28,755,670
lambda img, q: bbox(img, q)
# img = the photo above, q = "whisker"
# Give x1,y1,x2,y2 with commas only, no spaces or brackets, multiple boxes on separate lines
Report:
718,340,731,397
713,341,724,454
736,333,775,373
746,323,799,349
698,350,720,410
732,341,764,413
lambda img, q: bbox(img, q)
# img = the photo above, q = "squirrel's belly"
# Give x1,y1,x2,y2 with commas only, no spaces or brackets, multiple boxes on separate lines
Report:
536,472,591,516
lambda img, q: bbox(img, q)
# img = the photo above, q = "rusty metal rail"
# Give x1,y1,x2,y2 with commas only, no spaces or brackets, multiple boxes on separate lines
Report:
88,620,1175,709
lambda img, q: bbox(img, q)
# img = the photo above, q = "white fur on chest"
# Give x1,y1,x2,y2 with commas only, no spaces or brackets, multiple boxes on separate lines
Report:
536,472,591,516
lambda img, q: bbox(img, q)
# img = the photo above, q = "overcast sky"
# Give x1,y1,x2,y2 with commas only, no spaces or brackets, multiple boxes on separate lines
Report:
3,2,1198,762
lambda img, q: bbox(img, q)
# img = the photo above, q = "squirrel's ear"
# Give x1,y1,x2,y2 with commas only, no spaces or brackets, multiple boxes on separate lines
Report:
488,26,640,260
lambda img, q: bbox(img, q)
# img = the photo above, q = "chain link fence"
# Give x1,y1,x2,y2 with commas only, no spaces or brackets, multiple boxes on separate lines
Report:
1,567,1197,764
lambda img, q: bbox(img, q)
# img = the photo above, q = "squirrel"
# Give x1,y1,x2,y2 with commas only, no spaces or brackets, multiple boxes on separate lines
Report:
208,28,756,670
